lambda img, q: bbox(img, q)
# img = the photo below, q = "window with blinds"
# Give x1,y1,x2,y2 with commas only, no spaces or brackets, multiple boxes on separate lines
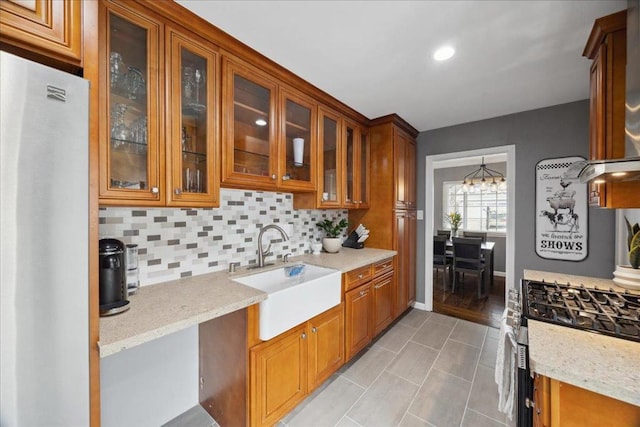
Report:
442,181,507,232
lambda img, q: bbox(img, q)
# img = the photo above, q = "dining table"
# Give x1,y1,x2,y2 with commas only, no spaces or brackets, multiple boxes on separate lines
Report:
444,239,496,291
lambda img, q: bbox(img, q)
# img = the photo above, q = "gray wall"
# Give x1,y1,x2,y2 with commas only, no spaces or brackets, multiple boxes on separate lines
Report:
433,163,506,272
416,100,616,304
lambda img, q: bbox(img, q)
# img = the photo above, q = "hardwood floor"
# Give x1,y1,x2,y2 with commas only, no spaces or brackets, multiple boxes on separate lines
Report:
433,270,505,329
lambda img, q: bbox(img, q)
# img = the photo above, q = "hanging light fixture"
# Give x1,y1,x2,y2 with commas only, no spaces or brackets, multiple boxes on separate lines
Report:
461,156,506,192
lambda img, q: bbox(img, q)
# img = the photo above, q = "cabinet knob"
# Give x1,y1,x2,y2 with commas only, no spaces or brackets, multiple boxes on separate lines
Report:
174,188,182,195
271,174,277,180
358,274,364,279
282,175,290,181
301,332,307,339
311,327,317,334
359,290,368,296
383,264,390,268
151,187,159,194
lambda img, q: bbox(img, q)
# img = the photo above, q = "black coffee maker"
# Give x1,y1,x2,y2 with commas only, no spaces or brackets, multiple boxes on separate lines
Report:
99,238,130,316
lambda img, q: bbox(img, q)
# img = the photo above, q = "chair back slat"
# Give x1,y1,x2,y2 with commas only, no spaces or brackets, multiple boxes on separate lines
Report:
436,229,451,238
452,237,482,268
462,231,487,243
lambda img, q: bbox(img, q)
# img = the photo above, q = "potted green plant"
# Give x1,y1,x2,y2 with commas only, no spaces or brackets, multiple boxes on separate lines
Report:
445,212,462,238
316,218,348,253
613,217,640,290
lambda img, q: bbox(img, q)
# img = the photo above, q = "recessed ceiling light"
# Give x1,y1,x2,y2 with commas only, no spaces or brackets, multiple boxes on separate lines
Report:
255,119,267,126
433,46,455,61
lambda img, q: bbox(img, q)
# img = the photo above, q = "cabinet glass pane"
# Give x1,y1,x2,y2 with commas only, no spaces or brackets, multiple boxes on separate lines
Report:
345,126,355,203
108,13,149,190
322,116,338,203
180,47,207,193
284,99,311,182
233,75,271,176
360,133,368,205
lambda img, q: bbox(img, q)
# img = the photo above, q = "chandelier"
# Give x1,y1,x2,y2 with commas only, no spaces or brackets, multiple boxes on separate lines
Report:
461,157,506,193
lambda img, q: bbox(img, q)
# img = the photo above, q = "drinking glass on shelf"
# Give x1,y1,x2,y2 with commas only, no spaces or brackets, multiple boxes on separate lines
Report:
110,103,131,144
124,67,145,100
109,52,125,90
183,66,194,104
194,68,204,105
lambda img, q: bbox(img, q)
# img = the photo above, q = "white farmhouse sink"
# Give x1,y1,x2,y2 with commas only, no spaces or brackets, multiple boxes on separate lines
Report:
233,263,341,340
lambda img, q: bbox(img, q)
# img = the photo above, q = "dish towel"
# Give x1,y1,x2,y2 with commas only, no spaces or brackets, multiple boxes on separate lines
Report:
495,308,517,420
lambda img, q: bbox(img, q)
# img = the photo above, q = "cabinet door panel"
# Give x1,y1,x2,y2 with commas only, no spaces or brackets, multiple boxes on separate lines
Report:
167,28,218,206
373,272,394,335
99,3,163,204
222,57,278,190
345,283,372,361
279,87,316,191
358,131,370,208
250,325,307,427
407,211,416,305
343,121,358,208
394,212,408,316
308,304,344,389
0,0,82,67
318,107,342,208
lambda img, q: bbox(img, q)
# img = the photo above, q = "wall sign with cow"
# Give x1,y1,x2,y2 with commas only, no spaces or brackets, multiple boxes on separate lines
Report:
535,156,588,261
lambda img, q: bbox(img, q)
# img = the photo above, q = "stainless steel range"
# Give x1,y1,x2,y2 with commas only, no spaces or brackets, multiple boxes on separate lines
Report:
522,279,640,342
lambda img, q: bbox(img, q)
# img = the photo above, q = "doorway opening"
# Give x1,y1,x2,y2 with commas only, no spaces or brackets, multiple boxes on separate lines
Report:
423,145,516,328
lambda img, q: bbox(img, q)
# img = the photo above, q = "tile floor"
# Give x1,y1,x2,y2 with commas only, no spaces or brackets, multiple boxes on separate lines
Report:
280,309,516,427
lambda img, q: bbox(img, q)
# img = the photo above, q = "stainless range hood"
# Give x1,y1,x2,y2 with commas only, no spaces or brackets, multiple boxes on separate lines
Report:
564,157,640,183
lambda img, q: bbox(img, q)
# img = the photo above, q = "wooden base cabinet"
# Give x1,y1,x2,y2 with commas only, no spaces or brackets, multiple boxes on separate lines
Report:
249,303,344,427
373,271,394,335
345,282,373,361
533,374,640,427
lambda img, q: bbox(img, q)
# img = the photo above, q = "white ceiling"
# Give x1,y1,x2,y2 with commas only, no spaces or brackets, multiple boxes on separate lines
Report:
177,0,626,132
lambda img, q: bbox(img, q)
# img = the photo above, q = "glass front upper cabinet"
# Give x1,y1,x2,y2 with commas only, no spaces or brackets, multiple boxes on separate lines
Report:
358,131,370,208
222,58,277,188
279,88,316,191
167,29,218,206
343,122,359,208
102,6,161,203
318,108,341,207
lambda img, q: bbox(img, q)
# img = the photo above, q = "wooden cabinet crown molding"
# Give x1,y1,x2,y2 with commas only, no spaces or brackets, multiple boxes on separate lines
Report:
369,113,420,138
583,9,626,59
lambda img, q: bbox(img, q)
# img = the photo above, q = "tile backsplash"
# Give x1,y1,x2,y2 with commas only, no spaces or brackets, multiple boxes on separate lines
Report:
99,189,348,286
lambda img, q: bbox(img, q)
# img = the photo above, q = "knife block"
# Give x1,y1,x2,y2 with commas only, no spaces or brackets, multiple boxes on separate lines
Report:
342,231,364,249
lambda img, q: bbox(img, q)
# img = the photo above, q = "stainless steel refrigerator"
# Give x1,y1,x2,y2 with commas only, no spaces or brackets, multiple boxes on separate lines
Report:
1,51,90,426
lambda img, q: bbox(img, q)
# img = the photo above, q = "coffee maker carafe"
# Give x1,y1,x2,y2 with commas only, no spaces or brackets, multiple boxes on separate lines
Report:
99,238,130,316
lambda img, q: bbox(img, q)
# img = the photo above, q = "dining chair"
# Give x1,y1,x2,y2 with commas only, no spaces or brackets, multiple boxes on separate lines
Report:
462,230,487,243
452,237,486,299
436,229,451,238
433,235,452,291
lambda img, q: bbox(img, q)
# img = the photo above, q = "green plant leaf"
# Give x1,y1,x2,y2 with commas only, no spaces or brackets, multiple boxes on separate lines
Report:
629,231,640,269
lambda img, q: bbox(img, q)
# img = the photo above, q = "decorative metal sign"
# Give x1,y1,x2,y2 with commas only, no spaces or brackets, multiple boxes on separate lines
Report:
535,156,588,261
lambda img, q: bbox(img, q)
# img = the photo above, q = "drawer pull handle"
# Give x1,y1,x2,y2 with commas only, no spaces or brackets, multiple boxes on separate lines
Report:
358,274,364,279
382,264,390,268
374,283,385,289
311,327,317,333
359,290,368,296
301,333,307,339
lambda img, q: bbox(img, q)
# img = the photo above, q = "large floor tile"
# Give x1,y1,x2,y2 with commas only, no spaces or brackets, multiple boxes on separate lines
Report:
399,413,432,426
347,371,419,427
449,319,488,348
335,416,360,427
462,409,506,427
341,346,396,388
486,326,500,340
479,336,499,369
410,319,454,350
286,376,365,427
386,341,439,385
467,364,507,423
408,369,471,427
432,340,481,381
374,323,416,353
426,312,458,328
399,309,431,329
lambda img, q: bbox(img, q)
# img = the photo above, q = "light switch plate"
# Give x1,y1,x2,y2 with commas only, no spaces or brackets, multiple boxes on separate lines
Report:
417,210,424,220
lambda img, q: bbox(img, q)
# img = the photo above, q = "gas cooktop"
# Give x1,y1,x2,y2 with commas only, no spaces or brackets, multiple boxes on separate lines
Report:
522,280,640,343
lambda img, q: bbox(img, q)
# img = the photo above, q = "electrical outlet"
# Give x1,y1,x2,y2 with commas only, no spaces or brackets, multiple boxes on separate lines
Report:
417,210,424,220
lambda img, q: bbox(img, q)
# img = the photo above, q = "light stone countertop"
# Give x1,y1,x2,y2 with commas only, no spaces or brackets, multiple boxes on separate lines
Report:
524,270,640,406
100,247,396,358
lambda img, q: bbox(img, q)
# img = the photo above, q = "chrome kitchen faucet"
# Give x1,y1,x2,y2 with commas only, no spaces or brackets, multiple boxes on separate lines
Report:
255,224,290,268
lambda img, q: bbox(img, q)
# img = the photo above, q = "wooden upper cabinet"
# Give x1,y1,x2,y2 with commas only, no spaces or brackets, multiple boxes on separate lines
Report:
394,128,416,209
584,10,640,208
0,0,82,69
99,2,164,205
222,55,279,190
343,120,370,209
279,87,317,191
316,107,343,208
166,27,219,207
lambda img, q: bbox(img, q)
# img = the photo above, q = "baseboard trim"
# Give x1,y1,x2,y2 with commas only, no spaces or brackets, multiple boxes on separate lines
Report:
412,302,429,311
494,271,506,277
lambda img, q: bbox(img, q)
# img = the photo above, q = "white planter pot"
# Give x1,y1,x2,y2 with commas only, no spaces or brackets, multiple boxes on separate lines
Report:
322,237,342,253
612,265,640,291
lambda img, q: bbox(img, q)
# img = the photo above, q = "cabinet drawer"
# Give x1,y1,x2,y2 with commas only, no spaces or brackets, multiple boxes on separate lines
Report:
344,265,372,291
373,258,394,278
